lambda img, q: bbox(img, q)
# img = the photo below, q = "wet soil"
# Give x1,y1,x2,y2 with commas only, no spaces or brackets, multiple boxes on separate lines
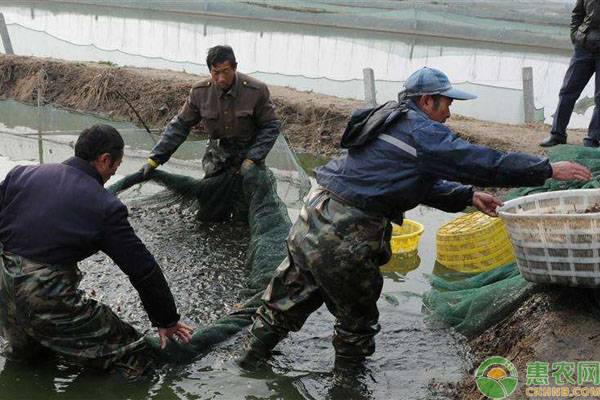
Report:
1,55,585,200
445,288,600,399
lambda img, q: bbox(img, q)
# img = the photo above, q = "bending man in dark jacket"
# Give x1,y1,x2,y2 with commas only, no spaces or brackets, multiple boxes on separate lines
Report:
240,67,592,369
140,45,281,222
541,0,600,147
0,125,192,377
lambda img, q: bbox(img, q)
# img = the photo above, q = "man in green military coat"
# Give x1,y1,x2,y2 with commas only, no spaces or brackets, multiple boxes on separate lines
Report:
140,45,281,221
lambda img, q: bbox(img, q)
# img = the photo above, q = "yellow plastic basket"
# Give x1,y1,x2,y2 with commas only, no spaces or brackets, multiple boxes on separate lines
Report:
390,220,424,254
380,251,421,276
436,212,515,273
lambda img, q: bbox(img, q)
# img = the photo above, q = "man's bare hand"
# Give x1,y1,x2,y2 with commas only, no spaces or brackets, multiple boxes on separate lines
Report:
472,191,504,217
551,161,592,181
158,321,194,349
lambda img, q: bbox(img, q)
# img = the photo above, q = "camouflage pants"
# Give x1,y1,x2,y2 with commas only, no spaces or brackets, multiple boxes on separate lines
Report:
250,188,392,359
196,140,250,223
0,248,153,378
194,169,248,223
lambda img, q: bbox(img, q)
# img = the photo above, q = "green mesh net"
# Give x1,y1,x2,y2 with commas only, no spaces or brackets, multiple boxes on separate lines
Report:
423,145,600,338
507,145,600,200
423,264,534,338
107,137,310,361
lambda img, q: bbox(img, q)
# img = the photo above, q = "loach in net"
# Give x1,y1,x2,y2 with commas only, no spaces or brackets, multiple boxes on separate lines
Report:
107,135,310,361
423,145,600,338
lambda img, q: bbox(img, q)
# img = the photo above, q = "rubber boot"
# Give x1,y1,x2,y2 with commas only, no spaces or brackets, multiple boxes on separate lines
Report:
1,341,52,363
333,354,366,373
331,355,371,399
237,335,276,371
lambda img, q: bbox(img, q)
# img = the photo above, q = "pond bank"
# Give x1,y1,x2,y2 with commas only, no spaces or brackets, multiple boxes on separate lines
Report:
444,289,600,399
0,54,589,160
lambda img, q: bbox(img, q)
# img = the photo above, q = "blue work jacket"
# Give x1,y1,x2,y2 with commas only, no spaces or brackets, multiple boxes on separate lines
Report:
316,101,552,221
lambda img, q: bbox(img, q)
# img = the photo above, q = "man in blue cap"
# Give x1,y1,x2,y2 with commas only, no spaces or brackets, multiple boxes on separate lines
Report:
239,67,591,369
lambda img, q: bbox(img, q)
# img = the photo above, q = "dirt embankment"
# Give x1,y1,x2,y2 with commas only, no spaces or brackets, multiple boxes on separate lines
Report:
0,55,587,158
444,288,600,399
0,55,356,157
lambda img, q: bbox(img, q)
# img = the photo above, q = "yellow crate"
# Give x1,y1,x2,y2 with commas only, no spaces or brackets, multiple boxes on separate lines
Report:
436,212,515,273
390,220,424,254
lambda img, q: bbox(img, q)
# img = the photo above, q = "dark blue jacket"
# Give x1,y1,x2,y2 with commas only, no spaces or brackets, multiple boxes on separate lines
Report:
0,157,179,328
316,101,552,221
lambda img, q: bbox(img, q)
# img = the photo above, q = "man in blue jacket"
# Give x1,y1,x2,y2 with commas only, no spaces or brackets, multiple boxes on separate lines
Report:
240,67,592,369
0,125,192,378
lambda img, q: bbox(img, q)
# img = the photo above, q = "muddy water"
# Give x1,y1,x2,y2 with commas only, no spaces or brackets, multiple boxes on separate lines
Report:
0,100,470,399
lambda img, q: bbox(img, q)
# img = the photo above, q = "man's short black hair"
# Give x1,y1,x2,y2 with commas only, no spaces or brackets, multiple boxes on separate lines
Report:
409,94,443,109
75,124,124,162
206,45,237,70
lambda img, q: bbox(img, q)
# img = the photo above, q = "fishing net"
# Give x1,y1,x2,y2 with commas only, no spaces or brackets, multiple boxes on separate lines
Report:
107,136,310,361
423,145,600,338
507,145,600,200
423,263,534,338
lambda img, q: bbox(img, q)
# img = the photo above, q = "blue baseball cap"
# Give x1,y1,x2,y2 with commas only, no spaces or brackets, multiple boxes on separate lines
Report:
403,67,477,100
